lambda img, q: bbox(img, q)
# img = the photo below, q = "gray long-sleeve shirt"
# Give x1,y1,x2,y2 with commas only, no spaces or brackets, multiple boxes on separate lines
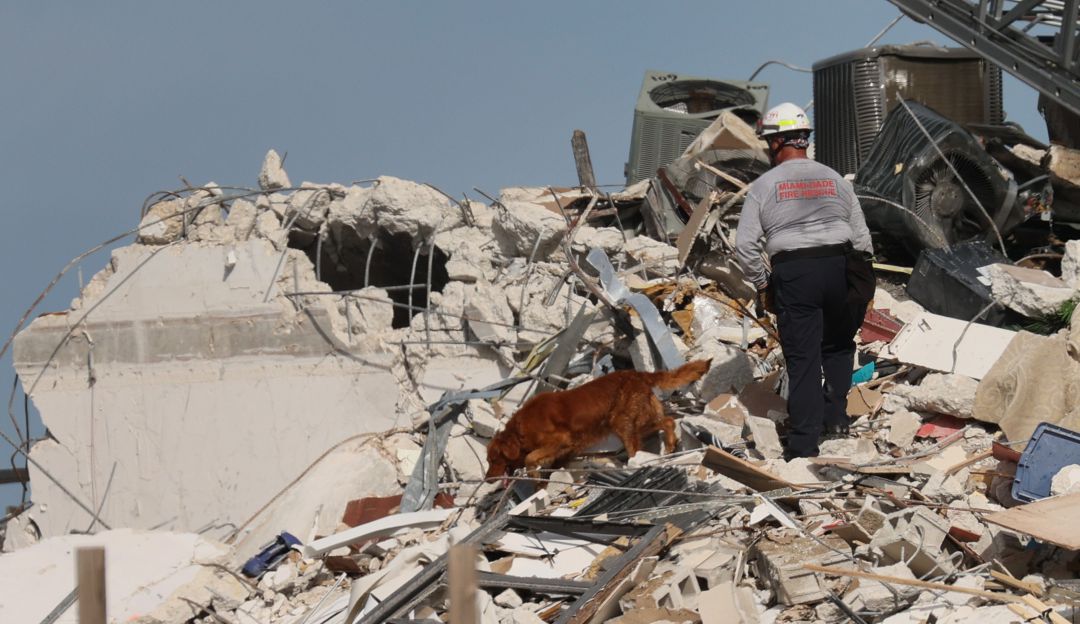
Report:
735,158,873,288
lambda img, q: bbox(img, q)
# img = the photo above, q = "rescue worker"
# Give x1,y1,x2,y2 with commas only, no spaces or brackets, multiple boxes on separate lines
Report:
735,103,874,460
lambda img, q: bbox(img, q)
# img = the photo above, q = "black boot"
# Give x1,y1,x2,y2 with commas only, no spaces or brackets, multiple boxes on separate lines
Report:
822,423,850,440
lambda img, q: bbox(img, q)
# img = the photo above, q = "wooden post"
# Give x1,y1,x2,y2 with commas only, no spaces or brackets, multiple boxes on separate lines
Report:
571,130,597,189
76,547,106,624
447,543,479,624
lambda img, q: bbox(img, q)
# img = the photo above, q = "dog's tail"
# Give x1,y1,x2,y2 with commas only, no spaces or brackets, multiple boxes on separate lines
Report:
647,359,712,390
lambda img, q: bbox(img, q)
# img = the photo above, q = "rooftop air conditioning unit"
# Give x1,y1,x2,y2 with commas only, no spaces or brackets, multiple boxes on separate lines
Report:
625,70,769,185
855,101,1018,254
812,45,1004,176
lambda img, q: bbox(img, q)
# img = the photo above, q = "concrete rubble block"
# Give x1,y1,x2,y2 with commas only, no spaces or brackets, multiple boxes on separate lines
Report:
137,197,188,244
743,415,783,460
1051,463,1080,495
762,457,822,485
340,286,395,336
913,574,986,608
469,399,502,438
843,562,918,613
888,410,922,448
233,439,401,560
189,190,232,243
888,373,979,419
887,506,950,550
698,581,761,624
618,567,703,612
258,148,291,190
624,236,680,275
446,423,490,482
817,437,879,464
912,444,968,475
466,280,516,346
987,263,1075,318
869,508,955,578
227,198,259,240
494,588,523,609
1048,144,1080,185
832,496,887,544
362,175,462,240
1061,240,1080,289
492,200,568,260
0,529,233,624
752,531,851,605
436,226,497,282
679,415,745,449
573,225,625,256
688,341,754,401
286,182,334,232
921,471,967,501
255,200,287,246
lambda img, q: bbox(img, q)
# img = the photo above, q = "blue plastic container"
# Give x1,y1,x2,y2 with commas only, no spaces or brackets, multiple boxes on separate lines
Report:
1012,422,1080,503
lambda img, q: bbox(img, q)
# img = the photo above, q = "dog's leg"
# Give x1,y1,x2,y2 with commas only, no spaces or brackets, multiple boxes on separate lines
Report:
646,394,678,454
524,445,569,481
613,399,644,459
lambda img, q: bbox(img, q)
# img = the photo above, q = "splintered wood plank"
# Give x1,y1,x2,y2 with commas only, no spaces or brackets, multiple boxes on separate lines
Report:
702,446,794,492
984,492,1080,551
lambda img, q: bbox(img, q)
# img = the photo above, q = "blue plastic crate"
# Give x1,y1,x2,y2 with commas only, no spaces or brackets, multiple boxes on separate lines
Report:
1012,422,1080,503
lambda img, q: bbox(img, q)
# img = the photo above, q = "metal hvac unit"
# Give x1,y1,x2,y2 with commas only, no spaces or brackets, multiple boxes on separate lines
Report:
625,70,769,185
855,101,1018,254
813,45,1004,176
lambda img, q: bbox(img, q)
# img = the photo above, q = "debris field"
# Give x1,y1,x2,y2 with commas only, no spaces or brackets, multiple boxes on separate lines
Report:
2,92,1080,624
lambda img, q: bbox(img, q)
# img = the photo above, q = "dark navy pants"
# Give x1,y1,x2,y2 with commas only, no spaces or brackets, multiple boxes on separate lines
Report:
772,255,864,458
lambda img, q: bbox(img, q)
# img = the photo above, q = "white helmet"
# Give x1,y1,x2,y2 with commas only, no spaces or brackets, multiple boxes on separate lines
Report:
758,102,813,137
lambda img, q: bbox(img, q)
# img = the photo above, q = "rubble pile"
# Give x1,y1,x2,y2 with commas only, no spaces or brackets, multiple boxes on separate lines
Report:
2,134,1080,624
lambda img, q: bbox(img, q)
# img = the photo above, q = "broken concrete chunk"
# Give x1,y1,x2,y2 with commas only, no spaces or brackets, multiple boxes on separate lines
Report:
286,183,332,232
698,581,760,624
446,424,490,482
921,471,967,501
1061,240,1080,289
492,200,568,260
752,531,851,605
843,562,917,613
1051,463,1080,496
987,263,1075,318
227,198,258,240
743,416,783,460
364,175,462,239
466,281,516,346
619,567,702,612
258,148,291,190
624,236,680,275
817,437,878,464
573,225,625,255
1048,144,1080,186
688,341,754,401
912,444,968,475
468,400,501,438
888,373,978,419
137,197,187,244
888,410,922,448
494,588,523,609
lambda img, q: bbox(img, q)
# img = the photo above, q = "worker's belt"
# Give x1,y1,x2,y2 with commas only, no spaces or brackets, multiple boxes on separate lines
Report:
770,242,852,265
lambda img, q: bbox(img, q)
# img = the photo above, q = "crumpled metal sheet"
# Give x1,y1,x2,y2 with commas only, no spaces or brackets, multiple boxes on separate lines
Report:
586,247,684,371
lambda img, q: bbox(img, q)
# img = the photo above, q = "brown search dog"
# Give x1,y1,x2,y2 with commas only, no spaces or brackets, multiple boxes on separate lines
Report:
485,359,711,480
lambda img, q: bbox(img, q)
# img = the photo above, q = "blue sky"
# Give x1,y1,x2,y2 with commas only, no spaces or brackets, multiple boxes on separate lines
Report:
0,1,1047,511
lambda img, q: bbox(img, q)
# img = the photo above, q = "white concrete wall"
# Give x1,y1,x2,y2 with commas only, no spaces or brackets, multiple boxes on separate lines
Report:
12,240,406,541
